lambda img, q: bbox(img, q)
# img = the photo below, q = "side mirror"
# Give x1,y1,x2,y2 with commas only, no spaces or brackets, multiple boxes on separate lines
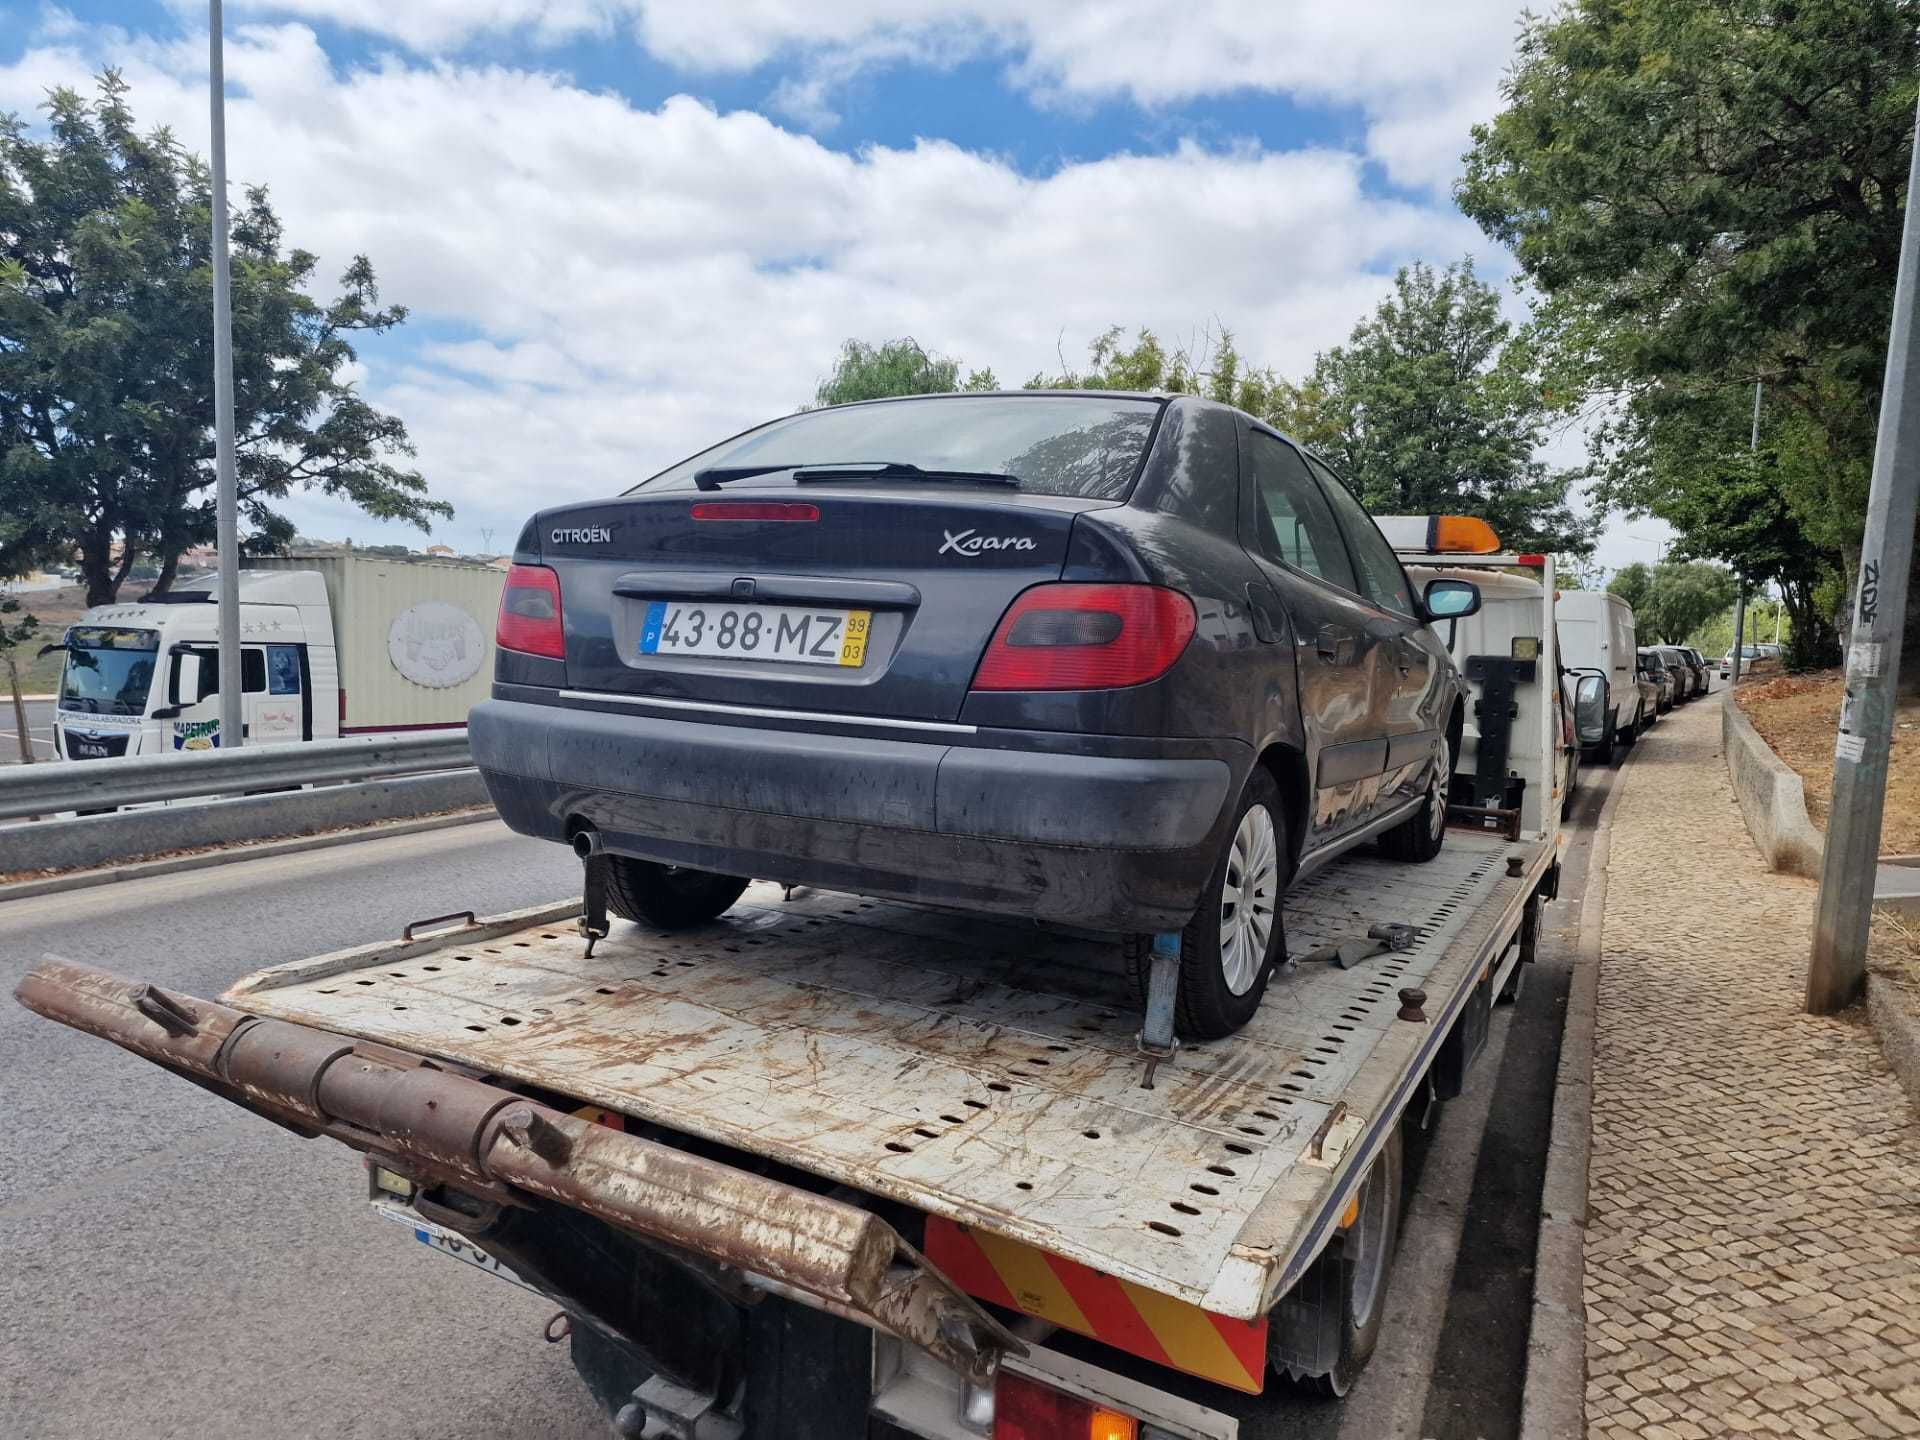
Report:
1422,578,1481,620
170,651,204,707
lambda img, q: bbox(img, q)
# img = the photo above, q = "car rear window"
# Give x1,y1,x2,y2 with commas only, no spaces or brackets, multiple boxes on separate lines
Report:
632,394,1162,500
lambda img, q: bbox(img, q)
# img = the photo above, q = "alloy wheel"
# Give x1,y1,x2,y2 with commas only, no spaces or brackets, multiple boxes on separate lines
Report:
1427,739,1451,842
1218,805,1279,996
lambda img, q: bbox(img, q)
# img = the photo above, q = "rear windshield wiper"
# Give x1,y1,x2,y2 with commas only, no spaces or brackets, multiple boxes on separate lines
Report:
693,460,1019,491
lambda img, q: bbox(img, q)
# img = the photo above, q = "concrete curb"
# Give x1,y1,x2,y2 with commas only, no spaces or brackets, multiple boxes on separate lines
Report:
1518,749,1633,1440
0,807,495,902
1720,693,1824,878
1865,971,1920,1113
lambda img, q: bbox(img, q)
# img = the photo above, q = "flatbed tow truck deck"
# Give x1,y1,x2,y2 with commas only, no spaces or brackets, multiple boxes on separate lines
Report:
223,830,1544,1322
15,815,1556,1438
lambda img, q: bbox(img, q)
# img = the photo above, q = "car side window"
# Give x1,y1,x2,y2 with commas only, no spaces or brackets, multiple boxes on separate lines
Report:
1306,457,1415,617
1243,431,1358,592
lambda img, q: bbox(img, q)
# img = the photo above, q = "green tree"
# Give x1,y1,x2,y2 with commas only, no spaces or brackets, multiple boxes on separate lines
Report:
1459,0,1918,675
0,594,38,764
1290,261,1592,555
812,337,995,407
0,73,448,605
1607,560,1740,645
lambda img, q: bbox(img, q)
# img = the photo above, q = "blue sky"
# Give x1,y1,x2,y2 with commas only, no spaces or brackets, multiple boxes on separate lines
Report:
0,0,1664,567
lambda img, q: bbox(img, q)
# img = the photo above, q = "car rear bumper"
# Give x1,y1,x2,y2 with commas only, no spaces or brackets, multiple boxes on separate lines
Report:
470,697,1242,932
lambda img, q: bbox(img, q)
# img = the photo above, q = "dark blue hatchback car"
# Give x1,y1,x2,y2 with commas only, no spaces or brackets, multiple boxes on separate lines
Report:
472,391,1477,1037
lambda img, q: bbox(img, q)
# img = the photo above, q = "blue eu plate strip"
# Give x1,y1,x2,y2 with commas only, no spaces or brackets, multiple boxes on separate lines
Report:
639,601,667,655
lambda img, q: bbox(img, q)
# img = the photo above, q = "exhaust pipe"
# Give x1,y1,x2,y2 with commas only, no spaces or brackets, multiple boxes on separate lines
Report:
571,826,602,859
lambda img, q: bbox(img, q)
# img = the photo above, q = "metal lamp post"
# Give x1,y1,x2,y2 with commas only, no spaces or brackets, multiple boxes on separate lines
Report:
1806,100,1920,1014
209,0,243,749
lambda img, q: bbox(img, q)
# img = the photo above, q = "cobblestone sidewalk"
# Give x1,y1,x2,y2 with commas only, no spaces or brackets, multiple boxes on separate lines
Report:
1584,698,1920,1439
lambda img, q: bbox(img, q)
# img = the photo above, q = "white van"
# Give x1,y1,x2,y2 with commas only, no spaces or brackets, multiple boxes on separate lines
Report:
1557,589,1646,758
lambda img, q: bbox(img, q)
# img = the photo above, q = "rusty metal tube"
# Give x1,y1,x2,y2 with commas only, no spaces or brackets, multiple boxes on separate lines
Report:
13,960,1022,1381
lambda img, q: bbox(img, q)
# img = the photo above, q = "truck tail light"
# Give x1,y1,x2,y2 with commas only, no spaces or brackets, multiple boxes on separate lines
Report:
971,584,1195,692
992,1372,1137,1440
497,563,565,659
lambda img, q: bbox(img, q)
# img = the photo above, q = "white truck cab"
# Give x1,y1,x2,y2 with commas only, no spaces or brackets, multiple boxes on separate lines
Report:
50,570,336,759
1379,517,1579,829
49,553,504,761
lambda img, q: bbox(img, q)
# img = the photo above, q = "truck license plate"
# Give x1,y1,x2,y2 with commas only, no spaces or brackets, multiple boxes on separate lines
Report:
638,601,869,667
373,1202,538,1294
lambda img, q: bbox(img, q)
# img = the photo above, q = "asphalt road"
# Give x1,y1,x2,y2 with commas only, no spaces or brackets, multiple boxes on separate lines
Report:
1,698,54,765
0,788,1609,1440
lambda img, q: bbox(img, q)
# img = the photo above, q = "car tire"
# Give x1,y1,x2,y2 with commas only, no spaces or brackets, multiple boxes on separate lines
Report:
604,856,750,929
1124,768,1288,1041
1282,1124,1405,1397
1377,739,1449,865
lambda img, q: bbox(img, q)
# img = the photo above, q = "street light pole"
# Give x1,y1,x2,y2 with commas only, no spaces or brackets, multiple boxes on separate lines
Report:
209,0,242,750
1806,100,1920,1014
1731,382,1763,687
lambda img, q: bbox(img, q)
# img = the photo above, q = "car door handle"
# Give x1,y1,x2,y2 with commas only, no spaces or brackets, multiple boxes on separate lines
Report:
1316,626,1359,666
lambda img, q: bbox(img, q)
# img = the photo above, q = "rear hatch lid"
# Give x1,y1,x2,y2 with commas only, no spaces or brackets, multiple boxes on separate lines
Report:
546,487,1108,723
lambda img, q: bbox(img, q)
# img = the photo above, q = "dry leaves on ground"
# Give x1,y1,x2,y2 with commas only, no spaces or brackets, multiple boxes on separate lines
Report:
1738,669,1920,854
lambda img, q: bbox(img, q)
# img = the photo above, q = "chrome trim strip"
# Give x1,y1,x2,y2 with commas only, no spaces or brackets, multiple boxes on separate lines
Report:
556,689,978,735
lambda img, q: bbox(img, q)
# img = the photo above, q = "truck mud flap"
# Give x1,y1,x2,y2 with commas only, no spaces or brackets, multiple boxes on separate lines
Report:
14,961,1024,1385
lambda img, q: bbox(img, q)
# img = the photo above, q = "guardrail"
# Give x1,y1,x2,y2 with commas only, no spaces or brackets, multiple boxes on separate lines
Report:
0,732,473,821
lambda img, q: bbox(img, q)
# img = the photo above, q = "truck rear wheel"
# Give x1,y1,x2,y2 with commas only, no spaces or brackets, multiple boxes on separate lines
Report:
1279,1124,1405,1397
605,856,750,929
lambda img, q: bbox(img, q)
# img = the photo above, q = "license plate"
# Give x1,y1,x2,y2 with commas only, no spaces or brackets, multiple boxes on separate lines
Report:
373,1202,539,1294
638,601,870,667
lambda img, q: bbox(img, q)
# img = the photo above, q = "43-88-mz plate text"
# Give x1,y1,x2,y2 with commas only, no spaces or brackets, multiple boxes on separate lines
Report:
639,600,870,667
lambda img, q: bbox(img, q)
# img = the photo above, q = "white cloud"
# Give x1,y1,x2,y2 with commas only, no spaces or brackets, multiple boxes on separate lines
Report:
1,21,1496,551
219,0,1529,189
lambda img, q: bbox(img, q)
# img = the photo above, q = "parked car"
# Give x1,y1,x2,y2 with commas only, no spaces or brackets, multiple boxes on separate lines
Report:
1558,589,1644,759
1657,645,1704,701
1639,648,1676,713
473,391,1482,1038
1684,647,1712,694
1720,643,1763,679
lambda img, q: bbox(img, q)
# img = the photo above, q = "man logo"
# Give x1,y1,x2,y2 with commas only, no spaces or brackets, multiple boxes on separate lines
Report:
551,526,612,544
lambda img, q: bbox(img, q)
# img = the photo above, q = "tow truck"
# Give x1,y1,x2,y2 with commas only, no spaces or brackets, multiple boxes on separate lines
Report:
15,521,1570,1440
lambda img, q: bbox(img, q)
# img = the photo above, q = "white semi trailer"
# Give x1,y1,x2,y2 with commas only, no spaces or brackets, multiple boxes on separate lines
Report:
47,552,503,760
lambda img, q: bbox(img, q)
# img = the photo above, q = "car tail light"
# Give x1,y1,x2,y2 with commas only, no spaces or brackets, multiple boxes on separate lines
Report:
971,584,1195,691
497,563,565,659
690,502,819,521
1516,552,1546,569
992,1372,1137,1440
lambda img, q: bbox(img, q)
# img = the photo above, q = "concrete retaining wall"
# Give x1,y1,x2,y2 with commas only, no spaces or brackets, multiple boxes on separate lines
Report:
1866,973,1920,1112
0,770,491,875
1721,695,1825,878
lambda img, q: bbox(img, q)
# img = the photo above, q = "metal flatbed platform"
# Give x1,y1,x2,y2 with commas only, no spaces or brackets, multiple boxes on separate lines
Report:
225,828,1550,1321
